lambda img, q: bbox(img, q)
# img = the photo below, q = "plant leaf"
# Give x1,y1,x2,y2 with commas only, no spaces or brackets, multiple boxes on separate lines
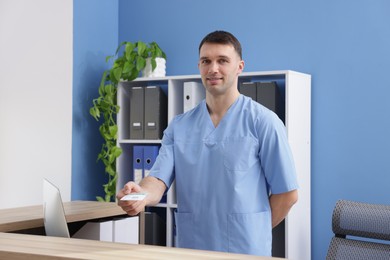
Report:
108,125,118,137
136,56,146,71
105,55,113,63
126,67,139,81
106,164,116,175
125,42,135,60
122,62,134,75
137,41,147,57
151,58,157,71
155,48,162,58
96,196,105,202
115,41,127,55
89,107,100,120
104,84,115,95
111,145,122,157
100,71,108,89
112,67,122,83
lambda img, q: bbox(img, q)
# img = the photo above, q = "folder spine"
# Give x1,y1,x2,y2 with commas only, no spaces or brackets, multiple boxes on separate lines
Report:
143,146,160,178
133,146,144,184
183,81,205,112
144,86,167,139
256,81,284,122
129,87,145,139
256,81,278,112
239,82,256,101
144,212,166,246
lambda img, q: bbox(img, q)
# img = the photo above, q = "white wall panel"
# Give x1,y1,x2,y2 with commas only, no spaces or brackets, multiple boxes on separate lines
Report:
0,0,73,209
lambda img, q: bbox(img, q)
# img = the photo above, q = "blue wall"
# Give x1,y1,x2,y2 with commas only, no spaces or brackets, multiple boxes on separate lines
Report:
73,0,390,259
72,0,119,200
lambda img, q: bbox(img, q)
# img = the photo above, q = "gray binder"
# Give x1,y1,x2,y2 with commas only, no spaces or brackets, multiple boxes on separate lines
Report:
239,82,256,100
129,87,144,139
144,86,167,139
256,81,284,122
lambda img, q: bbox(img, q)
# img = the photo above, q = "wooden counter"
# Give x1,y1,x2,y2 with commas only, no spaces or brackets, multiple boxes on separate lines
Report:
0,201,126,233
0,232,282,260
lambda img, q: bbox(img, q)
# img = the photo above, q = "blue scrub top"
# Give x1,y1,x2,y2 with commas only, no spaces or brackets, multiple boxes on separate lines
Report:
149,94,298,256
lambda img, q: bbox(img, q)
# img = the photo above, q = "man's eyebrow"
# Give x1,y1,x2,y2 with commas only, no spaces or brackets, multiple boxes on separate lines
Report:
199,55,230,60
218,55,230,60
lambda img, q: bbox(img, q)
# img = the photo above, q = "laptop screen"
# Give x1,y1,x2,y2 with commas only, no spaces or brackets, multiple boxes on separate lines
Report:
43,178,70,238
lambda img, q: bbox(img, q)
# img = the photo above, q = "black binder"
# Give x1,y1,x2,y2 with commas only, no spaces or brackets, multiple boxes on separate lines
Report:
144,212,166,246
144,86,167,139
129,87,144,139
239,81,257,100
239,81,284,122
256,81,284,122
256,81,279,112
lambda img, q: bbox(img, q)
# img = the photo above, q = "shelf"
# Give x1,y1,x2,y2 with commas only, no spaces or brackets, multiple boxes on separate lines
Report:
119,139,162,144
148,203,177,208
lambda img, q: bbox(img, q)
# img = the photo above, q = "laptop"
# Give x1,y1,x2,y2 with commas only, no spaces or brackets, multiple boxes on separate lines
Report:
42,178,140,243
43,178,70,238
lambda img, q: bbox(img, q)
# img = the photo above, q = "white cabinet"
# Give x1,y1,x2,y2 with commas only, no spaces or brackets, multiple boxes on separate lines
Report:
116,70,311,260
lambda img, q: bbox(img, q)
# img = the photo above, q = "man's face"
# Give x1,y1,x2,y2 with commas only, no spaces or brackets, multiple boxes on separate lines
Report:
198,43,244,96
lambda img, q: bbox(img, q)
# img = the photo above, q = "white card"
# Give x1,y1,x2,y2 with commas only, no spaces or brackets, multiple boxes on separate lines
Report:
120,193,147,201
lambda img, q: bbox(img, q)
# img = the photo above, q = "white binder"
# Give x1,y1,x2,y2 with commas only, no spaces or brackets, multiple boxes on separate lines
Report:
183,81,205,113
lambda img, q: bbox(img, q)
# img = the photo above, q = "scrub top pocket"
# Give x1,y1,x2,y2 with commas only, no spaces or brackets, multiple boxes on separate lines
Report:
222,137,259,171
228,211,272,256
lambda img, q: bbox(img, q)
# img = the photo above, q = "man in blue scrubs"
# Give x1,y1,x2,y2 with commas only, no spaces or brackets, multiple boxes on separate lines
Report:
117,31,298,256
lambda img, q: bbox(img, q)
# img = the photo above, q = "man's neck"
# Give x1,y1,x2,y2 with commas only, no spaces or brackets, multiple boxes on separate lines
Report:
206,89,240,127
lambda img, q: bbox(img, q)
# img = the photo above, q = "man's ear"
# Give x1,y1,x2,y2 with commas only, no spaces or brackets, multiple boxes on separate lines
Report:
238,60,245,73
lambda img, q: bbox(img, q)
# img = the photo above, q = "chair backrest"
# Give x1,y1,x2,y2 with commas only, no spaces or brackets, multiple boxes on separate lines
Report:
326,200,390,260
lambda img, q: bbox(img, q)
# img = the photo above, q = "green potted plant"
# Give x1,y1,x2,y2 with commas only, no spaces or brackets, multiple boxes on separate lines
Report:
90,41,166,202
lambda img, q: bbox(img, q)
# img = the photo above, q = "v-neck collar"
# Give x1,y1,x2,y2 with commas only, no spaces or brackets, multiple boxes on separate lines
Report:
202,95,242,130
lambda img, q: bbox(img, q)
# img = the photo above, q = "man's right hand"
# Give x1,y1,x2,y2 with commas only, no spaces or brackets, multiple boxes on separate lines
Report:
116,181,146,216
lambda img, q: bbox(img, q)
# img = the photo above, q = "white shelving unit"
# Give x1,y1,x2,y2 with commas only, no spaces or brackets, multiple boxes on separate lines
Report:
117,70,311,260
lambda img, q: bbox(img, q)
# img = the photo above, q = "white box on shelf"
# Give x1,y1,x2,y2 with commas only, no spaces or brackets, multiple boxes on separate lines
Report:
113,216,139,244
72,220,113,242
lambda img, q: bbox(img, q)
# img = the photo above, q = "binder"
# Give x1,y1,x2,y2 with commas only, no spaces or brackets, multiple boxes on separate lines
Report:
239,82,256,100
256,81,284,121
133,146,144,184
144,212,166,246
143,146,159,178
183,81,205,112
129,87,144,139
256,81,279,112
143,145,166,203
144,86,167,139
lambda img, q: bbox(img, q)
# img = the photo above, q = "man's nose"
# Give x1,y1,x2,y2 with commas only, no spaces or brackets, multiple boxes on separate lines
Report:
208,61,219,73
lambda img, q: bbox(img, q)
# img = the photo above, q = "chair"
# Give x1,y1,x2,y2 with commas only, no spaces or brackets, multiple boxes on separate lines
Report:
326,199,390,260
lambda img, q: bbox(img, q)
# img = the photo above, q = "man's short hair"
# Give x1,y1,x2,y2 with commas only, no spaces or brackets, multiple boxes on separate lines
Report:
199,30,242,60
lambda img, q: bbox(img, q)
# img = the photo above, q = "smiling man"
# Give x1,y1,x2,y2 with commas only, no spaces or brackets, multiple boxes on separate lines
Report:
117,30,298,256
